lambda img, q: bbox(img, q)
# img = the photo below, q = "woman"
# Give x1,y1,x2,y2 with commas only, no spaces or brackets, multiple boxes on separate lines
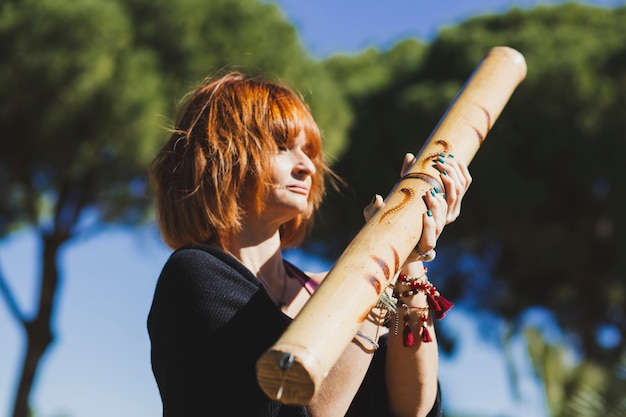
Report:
148,72,471,417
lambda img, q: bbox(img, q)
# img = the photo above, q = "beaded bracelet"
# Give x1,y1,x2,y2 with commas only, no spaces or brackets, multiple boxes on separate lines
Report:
392,274,454,346
396,274,454,320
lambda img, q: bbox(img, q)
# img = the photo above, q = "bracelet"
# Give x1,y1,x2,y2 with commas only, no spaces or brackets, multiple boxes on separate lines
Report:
413,248,436,262
395,274,454,319
390,274,454,347
355,330,379,350
398,302,433,346
376,290,398,314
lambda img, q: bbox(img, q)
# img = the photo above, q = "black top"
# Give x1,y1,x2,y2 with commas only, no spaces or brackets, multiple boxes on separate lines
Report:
148,244,442,417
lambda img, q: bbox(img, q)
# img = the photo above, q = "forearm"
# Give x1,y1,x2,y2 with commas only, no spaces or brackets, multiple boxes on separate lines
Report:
307,318,381,416
385,260,439,417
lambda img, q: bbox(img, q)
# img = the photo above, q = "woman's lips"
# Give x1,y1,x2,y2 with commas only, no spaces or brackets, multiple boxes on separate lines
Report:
285,185,309,195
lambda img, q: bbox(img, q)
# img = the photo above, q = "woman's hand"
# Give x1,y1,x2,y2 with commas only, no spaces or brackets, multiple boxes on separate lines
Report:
363,152,472,259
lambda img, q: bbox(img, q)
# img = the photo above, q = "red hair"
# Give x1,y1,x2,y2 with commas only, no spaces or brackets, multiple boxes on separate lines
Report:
150,72,329,249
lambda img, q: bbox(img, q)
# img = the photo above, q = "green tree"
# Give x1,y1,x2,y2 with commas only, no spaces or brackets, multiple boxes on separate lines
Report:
0,1,351,416
525,326,626,416
0,1,164,416
123,0,352,158
427,3,626,367
315,2,626,370
316,38,436,252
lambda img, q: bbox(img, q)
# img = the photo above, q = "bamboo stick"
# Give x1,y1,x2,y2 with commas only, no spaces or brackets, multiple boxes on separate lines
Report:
256,46,527,405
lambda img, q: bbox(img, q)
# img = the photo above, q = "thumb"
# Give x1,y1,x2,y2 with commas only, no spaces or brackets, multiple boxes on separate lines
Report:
363,194,384,222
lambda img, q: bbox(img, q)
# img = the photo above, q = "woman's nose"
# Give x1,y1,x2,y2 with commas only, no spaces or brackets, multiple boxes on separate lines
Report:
295,150,316,176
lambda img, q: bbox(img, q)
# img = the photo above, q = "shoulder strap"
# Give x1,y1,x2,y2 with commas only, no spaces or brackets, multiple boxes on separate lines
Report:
283,259,319,295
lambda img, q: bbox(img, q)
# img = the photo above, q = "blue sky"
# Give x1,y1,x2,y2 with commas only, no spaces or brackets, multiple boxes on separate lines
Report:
274,0,624,58
2,1,624,416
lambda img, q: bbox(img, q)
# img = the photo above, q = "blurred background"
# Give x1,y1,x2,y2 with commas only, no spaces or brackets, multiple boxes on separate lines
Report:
1,0,625,416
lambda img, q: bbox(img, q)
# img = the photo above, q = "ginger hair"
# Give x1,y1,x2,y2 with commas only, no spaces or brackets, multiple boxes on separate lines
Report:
150,72,328,249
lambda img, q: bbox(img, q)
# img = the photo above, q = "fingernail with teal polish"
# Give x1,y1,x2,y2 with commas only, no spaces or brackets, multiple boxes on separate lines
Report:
430,190,436,197
439,153,445,158
438,157,445,164
448,154,455,158
442,170,448,176
433,187,440,193
443,193,447,199
426,210,433,217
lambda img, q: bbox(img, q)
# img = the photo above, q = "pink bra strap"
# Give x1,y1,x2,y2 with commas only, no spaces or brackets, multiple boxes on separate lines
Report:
283,260,319,295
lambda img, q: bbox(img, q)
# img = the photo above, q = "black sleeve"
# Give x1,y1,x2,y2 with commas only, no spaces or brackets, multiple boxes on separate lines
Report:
346,335,443,417
147,246,308,417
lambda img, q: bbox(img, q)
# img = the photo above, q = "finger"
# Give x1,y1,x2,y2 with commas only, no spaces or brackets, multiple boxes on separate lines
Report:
423,188,447,235
433,154,462,191
433,155,469,223
401,152,416,176
363,194,384,222
416,185,451,256
439,169,460,222
445,158,472,222
416,208,437,254
444,157,470,192
457,159,473,189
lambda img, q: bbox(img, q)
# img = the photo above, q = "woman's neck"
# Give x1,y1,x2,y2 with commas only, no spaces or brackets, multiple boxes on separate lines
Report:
226,227,285,281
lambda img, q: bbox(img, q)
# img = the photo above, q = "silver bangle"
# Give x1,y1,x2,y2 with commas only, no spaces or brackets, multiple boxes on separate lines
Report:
355,330,379,350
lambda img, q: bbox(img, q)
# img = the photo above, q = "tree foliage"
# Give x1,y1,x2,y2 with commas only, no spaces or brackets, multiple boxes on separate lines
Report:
314,3,626,371
0,0,168,415
0,1,350,416
0,0,165,234
429,3,626,366
316,38,436,248
123,0,352,158
525,326,626,416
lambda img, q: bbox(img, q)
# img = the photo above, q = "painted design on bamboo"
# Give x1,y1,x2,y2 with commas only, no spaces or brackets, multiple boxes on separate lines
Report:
391,246,400,272
366,248,400,289
360,247,400,322
472,105,492,143
362,263,384,323
367,274,382,294
372,255,390,281
420,139,451,170
379,188,413,223
365,256,386,298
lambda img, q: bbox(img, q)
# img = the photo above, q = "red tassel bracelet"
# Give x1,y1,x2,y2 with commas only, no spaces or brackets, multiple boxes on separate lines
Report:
395,274,454,346
402,304,417,347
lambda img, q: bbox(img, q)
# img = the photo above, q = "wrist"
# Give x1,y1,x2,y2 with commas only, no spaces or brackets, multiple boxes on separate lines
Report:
400,260,426,282
398,265,427,286
407,247,436,263
395,279,429,309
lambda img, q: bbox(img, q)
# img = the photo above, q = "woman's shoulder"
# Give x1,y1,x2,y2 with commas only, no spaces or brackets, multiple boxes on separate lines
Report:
159,244,259,291
167,244,245,273
161,245,223,278
169,243,227,263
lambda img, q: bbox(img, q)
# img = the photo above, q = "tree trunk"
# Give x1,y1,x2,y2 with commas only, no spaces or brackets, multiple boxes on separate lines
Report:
11,233,64,417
